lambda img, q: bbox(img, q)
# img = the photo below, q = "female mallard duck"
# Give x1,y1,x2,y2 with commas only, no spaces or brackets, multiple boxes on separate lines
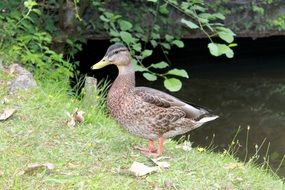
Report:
91,43,218,156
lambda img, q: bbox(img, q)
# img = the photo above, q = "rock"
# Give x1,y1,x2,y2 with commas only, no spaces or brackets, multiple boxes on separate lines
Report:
83,76,97,106
8,64,37,95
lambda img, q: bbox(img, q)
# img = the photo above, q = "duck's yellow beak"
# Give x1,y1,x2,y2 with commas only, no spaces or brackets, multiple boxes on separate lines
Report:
91,57,110,70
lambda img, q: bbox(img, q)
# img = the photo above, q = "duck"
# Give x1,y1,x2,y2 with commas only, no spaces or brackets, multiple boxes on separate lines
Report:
91,43,218,156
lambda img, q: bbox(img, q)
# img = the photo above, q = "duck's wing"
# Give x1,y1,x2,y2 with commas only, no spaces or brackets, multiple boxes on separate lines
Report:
135,87,213,120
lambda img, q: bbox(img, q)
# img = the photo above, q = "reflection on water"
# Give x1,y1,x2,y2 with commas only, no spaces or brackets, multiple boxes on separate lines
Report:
137,48,285,177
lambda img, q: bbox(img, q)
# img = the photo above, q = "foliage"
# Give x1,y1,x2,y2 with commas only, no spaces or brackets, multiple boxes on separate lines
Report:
90,0,235,91
207,0,285,32
0,0,82,82
0,0,236,91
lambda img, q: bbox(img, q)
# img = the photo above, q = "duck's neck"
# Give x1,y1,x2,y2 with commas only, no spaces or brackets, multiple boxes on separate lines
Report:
109,64,135,97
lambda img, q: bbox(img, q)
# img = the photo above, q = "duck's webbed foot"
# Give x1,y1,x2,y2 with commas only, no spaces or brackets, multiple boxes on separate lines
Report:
134,139,157,154
134,137,164,157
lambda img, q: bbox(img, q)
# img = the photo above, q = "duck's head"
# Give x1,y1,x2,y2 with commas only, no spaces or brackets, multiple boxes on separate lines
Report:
91,43,131,70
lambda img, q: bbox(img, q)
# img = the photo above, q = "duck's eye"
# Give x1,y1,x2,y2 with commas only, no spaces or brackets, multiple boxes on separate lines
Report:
114,50,119,54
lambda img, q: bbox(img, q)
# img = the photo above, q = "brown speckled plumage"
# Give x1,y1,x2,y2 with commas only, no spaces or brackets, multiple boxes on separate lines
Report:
92,43,218,155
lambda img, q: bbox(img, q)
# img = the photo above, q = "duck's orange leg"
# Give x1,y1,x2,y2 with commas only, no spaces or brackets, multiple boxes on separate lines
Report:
148,140,156,153
157,136,164,155
135,139,157,153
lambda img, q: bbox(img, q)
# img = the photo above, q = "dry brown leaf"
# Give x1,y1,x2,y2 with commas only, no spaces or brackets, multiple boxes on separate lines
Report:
0,108,16,121
74,110,85,122
18,163,55,175
66,117,76,128
66,108,85,128
67,162,81,169
224,162,244,170
129,161,159,177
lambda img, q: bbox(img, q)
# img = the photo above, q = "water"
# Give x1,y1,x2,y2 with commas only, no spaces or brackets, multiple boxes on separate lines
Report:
136,38,285,177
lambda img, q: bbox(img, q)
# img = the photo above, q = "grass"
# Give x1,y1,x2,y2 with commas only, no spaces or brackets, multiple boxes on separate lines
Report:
0,71,284,190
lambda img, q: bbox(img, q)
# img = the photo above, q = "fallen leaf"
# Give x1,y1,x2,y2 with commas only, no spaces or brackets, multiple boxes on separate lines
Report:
66,117,76,128
0,108,16,121
129,161,159,176
224,162,244,170
18,163,55,175
74,110,85,122
66,108,85,128
67,162,81,169
150,157,170,169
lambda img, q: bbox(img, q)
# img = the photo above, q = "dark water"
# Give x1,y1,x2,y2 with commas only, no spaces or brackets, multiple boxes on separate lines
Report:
181,59,285,177
136,37,285,177
78,37,285,178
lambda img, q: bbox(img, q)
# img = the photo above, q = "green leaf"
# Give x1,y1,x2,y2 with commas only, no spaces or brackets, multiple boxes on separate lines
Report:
159,3,169,15
141,49,152,58
181,18,199,29
167,69,189,78
99,15,109,22
208,43,234,58
198,17,208,23
225,48,234,58
212,13,225,20
151,61,169,69
120,31,134,45
147,0,158,2
110,29,119,37
228,43,238,47
132,59,147,72
118,20,132,31
143,72,157,81
218,31,234,43
168,0,178,5
172,40,184,48
208,43,219,56
32,9,41,15
132,43,141,52
164,78,182,92
161,42,170,49
150,40,158,47
165,34,174,42
24,0,37,9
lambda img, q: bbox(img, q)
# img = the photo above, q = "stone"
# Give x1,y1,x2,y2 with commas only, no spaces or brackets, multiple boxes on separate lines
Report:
8,64,37,95
83,76,97,106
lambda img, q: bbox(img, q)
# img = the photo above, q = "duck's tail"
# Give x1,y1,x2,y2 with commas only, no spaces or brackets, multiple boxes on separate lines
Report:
195,114,219,123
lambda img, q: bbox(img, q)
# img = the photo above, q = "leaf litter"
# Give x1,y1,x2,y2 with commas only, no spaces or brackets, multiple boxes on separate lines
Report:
0,108,16,121
66,108,85,128
129,157,170,177
129,161,159,177
18,163,55,176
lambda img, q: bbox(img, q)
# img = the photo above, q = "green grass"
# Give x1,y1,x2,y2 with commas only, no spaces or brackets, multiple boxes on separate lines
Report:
0,72,284,190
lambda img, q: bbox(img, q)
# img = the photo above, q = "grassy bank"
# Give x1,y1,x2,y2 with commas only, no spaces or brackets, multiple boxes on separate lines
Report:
0,71,284,190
